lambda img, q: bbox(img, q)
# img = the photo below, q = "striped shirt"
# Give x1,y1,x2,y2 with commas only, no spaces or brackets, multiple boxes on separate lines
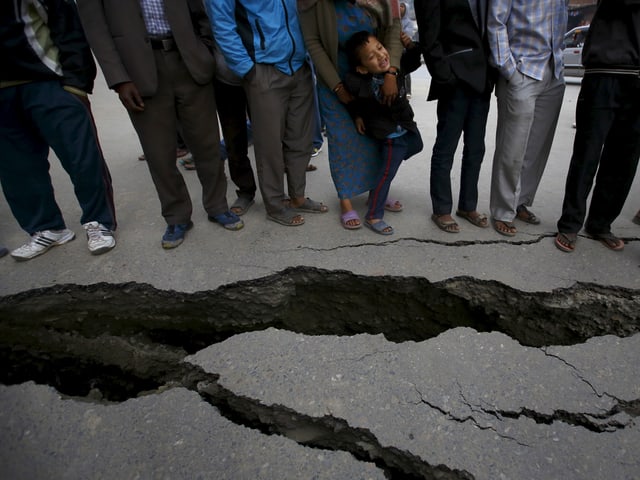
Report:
487,0,568,81
139,0,172,36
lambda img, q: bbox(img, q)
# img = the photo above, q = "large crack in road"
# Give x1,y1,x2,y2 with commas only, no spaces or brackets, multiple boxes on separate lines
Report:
1,266,639,479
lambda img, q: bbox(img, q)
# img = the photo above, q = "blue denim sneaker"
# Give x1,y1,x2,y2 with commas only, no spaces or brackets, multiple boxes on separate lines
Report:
161,221,193,249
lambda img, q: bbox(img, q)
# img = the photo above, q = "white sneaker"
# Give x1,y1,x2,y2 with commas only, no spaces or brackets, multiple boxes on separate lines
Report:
11,229,75,261
83,221,116,255
311,146,322,157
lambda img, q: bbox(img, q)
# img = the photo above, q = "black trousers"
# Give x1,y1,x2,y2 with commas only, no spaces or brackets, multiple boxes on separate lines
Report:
213,78,257,200
557,73,640,234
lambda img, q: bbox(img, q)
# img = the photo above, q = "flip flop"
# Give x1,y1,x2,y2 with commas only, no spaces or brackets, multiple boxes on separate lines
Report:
516,205,541,225
588,232,624,251
385,198,403,212
341,210,362,230
492,219,517,237
366,197,404,212
555,232,577,253
208,211,244,231
432,214,459,233
267,208,305,226
292,197,329,213
178,156,196,170
456,210,489,228
230,196,255,216
364,219,394,235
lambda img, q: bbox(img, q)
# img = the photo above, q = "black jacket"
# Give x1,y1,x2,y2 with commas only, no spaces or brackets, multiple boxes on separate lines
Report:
582,0,640,72
0,0,96,92
415,0,495,100
343,45,421,140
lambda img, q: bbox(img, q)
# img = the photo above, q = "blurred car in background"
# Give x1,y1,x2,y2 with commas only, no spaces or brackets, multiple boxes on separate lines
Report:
563,25,589,77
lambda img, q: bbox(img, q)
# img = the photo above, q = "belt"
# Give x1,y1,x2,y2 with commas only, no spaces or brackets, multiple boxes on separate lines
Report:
149,37,176,51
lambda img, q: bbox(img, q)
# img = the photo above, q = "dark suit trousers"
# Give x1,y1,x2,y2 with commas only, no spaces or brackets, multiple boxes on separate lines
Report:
557,74,640,235
130,49,227,225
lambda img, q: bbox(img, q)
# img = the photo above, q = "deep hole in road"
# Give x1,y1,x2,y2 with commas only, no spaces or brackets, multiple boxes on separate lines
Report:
1,266,639,479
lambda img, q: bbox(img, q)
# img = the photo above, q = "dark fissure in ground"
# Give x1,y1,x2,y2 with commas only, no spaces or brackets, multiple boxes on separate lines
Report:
1,266,639,479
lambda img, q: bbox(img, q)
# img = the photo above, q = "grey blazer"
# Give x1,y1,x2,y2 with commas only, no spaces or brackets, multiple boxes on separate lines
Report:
77,0,215,96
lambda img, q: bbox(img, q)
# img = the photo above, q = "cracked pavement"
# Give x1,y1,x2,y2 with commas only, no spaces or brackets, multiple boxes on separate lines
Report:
1,69,640,479
188,328,640,479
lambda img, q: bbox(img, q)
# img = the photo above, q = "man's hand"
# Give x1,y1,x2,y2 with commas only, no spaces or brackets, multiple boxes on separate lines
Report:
334,82,354,104
381,72,398,106
115,82,144,112
355,117,366,135
400,32,413,49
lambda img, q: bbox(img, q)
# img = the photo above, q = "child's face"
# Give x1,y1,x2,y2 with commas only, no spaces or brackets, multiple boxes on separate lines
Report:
356,36,391,75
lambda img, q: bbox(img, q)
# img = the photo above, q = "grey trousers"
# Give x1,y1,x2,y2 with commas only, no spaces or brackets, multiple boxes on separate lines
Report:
243,63,314,215
490,63,565,222
130,49,228,225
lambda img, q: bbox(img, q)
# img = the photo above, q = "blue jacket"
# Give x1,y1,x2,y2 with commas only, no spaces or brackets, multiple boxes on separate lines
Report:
207,0,307,78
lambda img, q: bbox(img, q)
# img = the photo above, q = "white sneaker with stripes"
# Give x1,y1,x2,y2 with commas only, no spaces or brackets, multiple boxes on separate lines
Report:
83,221,116,255
11,229,75,261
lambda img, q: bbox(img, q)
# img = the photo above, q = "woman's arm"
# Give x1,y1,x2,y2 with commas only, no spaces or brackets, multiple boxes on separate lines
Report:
299,4,342,90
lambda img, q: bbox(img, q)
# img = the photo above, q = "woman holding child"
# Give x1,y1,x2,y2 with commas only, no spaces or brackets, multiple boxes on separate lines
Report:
299,0,404,230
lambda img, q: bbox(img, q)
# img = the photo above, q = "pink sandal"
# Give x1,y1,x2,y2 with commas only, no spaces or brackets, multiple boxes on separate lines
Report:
385,198,403,212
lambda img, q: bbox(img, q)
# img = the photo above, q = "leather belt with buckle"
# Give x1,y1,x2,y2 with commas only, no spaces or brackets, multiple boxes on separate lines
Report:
149,37,175,51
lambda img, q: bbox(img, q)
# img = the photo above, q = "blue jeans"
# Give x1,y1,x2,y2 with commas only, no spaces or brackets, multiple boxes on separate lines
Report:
430,87,490,215
366,130,423,221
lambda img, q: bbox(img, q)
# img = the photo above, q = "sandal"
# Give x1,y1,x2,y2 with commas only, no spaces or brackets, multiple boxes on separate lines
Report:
364,219,394,235
267,208,305,226
291,197,329,213
492,219,517,237
366,196,403,212
588,231,624,251
341,210,362,230
431,214,459,233
555,232,577,253
385,198,403,212
208,211,244,231
178,156,196,170
632,210,640,226
456,210,489,228
306,163,318,172
516,205,540,225
230,196,255,216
